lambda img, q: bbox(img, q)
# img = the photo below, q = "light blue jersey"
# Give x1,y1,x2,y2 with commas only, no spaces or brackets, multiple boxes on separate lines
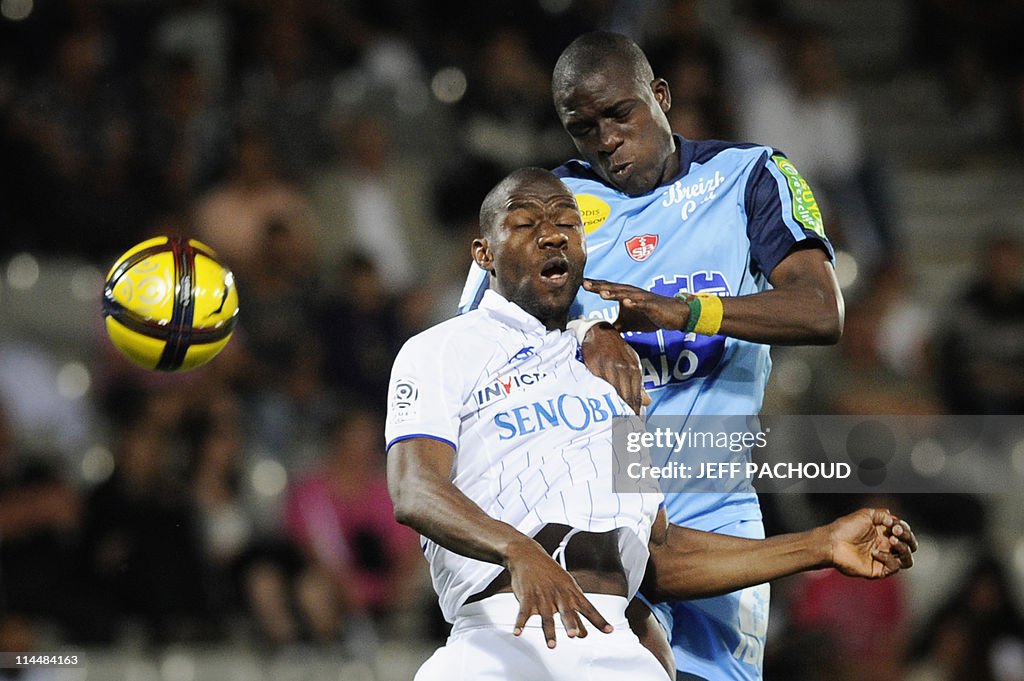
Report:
458,136,832,680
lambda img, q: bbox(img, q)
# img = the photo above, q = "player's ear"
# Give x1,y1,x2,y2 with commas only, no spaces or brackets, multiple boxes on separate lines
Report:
652,78,671,113
472,237,494,272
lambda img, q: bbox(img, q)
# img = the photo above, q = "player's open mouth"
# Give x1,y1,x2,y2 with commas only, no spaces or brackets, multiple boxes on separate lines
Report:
610,162,632,178
540,259,570,285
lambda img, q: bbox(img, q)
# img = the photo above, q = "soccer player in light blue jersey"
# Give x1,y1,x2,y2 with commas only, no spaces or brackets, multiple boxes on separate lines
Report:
458,32,844,681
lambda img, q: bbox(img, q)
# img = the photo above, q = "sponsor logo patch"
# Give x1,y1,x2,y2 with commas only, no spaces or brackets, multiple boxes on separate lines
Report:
492,391,626,440
475,371,548,409
771,154,825,236
509,346,536,363
575,193,611,234
660,171,725,221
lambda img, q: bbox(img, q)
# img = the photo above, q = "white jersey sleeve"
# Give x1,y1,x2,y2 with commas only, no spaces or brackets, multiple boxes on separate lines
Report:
385,325,468,451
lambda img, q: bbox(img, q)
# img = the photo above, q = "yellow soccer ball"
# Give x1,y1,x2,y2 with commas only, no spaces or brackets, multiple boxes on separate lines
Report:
102,236,239,371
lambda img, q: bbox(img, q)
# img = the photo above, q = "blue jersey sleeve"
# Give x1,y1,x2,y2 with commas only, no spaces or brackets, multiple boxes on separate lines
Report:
457,262,489,314
744,150,834,279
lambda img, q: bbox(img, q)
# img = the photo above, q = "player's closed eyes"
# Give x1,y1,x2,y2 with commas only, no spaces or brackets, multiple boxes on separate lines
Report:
567,123,594,138
610,107,633,122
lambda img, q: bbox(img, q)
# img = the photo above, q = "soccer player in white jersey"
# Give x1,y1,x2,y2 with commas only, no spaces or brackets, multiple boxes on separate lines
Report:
389,168,915,680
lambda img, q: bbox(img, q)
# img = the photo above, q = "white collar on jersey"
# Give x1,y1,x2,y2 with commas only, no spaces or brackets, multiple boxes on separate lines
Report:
479,288,564,336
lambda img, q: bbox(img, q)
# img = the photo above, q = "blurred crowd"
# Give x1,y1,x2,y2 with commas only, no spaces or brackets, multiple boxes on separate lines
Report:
0,0,1022,678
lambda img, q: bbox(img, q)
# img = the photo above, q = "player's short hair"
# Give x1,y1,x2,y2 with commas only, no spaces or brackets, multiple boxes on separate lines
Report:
478,167,561,238
552,31,654,97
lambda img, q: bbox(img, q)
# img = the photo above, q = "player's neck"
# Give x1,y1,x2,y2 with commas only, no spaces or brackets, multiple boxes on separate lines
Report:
660,139,682,185
541,315,568,332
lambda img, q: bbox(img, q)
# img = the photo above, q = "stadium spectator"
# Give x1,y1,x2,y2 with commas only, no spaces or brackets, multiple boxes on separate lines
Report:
644,0,735,140
306,110,439,294
906,608,995,681
800,261,942,416
150,0,233,105
733,22,896,283
456,28,572,172
193,124,318,281
869,257,936,383
183,393,314,647
80,398,214,644
282,409,425,643
0,401,108,643
937,231,1024,414
907,0,1024,153
783,557,910,681
9,26,142,262
233,215,324,464
236,7,332,181
137,51,232,214
907,554,1024,681
316,252,408,411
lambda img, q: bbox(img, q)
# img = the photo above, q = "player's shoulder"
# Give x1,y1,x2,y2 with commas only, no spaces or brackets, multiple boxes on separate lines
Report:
401,310,482,346
552,160,607,191
684,138,775,168
552,158,592,179
397,310,497,360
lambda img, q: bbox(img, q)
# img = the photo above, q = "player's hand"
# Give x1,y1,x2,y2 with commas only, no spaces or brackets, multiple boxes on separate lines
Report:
828,508,918,578
581,323,648,414
583,279,690,333
505,537,613,648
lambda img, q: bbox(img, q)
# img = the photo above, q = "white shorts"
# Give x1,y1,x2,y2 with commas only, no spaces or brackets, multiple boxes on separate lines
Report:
414,593,669,681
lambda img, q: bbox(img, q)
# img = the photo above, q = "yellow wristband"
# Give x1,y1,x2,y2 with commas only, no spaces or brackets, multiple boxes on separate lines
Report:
693,293,723,335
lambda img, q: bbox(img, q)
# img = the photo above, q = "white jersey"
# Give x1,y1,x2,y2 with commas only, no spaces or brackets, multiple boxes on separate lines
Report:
386,289,662,622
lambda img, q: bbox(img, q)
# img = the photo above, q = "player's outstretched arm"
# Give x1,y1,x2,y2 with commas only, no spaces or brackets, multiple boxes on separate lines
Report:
387,437,613,647
642,507,917,602
583,247,844,346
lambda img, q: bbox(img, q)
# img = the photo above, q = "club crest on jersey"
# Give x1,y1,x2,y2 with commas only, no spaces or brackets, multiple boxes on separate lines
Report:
625,234,659,262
